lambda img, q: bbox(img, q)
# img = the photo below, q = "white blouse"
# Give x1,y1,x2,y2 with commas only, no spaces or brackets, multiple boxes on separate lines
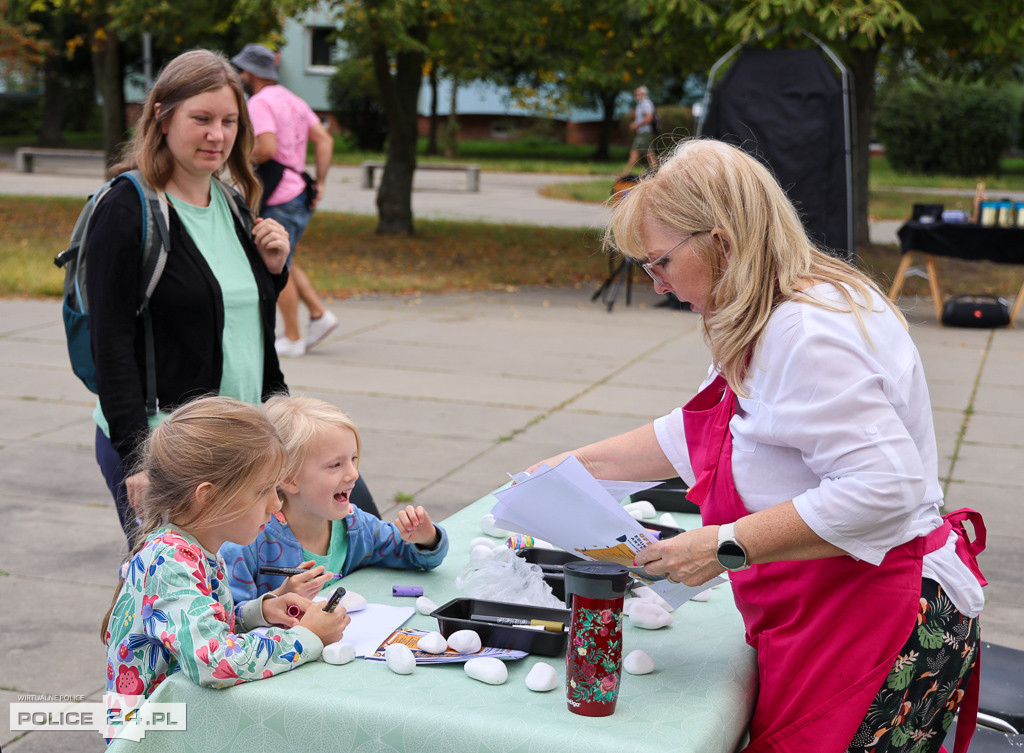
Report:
653,284,984,617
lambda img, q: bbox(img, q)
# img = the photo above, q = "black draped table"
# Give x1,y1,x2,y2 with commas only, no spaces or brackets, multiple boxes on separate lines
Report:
889,221,1024,326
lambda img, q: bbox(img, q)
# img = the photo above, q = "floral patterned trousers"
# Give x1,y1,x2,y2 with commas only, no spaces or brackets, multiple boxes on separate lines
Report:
846,578,980,753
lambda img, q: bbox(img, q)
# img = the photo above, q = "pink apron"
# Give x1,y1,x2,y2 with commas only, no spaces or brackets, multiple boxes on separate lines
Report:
682,375,985,753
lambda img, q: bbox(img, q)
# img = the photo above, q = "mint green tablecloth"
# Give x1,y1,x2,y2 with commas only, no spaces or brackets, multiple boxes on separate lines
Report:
107,493,757,753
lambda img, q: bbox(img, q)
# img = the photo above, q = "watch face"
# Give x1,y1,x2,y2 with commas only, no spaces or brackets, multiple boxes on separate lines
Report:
717,541,746,570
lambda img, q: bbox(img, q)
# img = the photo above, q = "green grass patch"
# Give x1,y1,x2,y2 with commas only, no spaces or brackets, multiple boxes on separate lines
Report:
4,193,1020,302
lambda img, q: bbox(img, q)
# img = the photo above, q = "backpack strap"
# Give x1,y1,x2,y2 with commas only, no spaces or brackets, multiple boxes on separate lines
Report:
120,170,170,417
214,177,254,235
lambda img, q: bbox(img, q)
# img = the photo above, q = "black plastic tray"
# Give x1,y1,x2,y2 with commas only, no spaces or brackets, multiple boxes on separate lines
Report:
630,477,700,514
430,598,571,657
515,548,584,601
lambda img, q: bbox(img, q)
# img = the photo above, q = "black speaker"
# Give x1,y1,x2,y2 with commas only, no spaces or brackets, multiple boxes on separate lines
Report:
941,295,1010,328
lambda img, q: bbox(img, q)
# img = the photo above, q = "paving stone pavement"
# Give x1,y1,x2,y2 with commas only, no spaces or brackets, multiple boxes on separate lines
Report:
1,158,1020,752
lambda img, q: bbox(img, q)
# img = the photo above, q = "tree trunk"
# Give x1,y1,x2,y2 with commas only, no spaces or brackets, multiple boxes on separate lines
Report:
371,39,425,235
592,90,618,161
90,27,126,169
845,41,882,253
444,77,459,159
39,55,66,147
425,65,439,156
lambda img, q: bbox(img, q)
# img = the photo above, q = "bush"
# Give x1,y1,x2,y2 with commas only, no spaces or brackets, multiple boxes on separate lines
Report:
875,78,1017,176
327,56,387,151
0,93,41,136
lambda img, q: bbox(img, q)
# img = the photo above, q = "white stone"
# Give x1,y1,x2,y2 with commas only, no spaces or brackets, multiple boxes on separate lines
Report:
417,631,448,654
469,536,498,550
342,590,368,613
524,662,559,692
623,500,657,519
322,642,356,665
385,643,416,674
471,544,495,560
479,513,508,538
628,601,674,629
465,657,508,685
631,586,676,612
415,596,439,616
623,649,655,675
447,629,482,654
690,589,713,603
658,513,677,527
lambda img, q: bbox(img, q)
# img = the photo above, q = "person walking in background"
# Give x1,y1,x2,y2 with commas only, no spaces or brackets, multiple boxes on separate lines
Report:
622,85,658,176
232,43,338,358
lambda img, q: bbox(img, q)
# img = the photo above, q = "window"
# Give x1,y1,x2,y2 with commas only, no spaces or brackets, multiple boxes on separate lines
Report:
307,27,339,73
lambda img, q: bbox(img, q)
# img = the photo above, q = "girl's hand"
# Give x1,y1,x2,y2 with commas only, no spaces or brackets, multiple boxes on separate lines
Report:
395,505,439,547
261,593,314,628
633,527,724,587
271,560,335,600
252,217,289,274
298,604,350,645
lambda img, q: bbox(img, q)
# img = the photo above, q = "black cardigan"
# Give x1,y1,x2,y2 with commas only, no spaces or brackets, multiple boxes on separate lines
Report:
85,177,288,469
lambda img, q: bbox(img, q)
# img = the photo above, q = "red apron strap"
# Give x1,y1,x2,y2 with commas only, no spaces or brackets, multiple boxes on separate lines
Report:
943,508,988,587
952,643,982,753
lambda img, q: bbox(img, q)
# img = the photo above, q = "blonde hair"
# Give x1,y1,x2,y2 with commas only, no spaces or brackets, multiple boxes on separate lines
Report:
101,396,285,642
606,138,904,396
263,395,362,484
111,49,262,212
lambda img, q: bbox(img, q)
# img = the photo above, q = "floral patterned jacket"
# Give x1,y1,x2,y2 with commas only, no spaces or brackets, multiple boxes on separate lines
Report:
104,527,322,699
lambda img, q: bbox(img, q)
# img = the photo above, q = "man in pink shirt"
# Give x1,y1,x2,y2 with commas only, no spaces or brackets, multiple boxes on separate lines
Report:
233,43,337,358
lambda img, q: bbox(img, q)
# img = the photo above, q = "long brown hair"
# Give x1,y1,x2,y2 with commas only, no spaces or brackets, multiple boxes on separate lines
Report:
100,396,286,642
110,49,262,212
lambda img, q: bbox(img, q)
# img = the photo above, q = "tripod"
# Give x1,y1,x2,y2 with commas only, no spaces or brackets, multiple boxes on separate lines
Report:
591,252,637,312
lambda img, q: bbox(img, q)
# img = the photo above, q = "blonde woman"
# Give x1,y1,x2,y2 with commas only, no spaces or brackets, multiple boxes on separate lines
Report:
87,50,291,544
530,139,986,753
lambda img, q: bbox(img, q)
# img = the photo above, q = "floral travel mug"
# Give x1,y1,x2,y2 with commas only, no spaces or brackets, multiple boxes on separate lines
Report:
563,561,631,717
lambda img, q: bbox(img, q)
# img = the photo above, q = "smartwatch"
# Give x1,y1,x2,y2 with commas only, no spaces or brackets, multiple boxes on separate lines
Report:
716,522,750,571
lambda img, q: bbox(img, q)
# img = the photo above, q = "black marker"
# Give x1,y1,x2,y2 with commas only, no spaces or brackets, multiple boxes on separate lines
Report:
259,565,342,579
323,587,346,613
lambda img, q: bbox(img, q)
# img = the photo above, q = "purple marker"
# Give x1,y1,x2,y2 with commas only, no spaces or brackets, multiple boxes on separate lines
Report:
392,585,424,597
286,604,302,618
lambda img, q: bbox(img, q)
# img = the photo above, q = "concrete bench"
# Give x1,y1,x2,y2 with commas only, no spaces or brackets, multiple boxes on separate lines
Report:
360,160,480,192
15,147,106,173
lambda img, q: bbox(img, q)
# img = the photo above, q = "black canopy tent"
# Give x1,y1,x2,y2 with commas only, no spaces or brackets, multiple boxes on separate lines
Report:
696,35,855,261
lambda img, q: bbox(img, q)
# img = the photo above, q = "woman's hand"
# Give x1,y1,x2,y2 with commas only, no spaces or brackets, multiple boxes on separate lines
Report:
524,452,579,475
252,217,290,274
634,527,724,587
261,593,314,628
270,560,335,600
125,471,150,513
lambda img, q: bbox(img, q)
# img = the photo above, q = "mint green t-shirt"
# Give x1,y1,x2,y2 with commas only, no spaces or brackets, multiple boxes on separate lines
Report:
94,184,263,436
303,519,350,593
168,186,263,405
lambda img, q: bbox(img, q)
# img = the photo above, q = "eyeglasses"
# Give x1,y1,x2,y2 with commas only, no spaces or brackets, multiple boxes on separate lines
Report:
640,231,705,285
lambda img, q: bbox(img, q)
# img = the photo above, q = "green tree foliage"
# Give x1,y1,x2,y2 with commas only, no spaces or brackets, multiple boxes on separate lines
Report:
876,78,1017,176
683,0,1024,249
327,51,387,150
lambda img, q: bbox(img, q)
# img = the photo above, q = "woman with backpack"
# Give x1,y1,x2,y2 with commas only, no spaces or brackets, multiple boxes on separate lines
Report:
85,49,293,545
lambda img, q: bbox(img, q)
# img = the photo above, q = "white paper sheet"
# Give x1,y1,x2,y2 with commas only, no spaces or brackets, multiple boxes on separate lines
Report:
492,456,721,609
327,603,415,657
